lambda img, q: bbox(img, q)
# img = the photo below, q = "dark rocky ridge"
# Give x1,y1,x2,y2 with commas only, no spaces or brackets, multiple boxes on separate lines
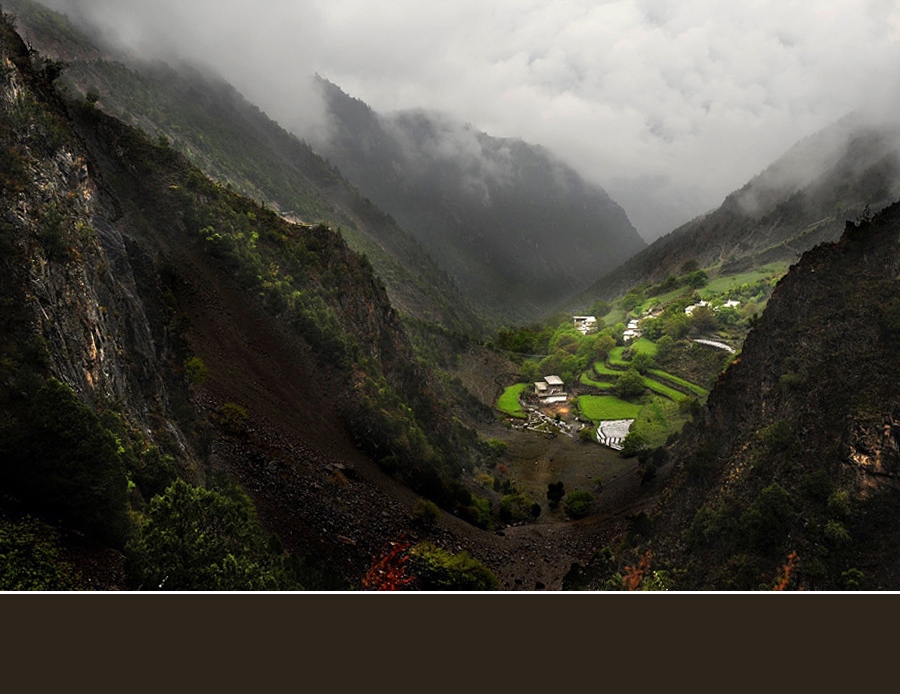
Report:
643,200,900,589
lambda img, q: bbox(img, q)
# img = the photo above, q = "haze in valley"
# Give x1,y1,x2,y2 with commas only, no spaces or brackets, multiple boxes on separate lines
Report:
39,0,900,241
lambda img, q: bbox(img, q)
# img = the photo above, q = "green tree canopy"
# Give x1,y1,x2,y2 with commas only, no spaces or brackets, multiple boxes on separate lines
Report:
614,367,646,400
126,479,302,590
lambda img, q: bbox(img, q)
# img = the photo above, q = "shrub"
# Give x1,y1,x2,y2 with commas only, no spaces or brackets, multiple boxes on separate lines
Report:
184,356,208,386
741,483,794,553
0,515,79,590
800,469,834,502
842,568,865,590
459,496,492,529
217,402,249,434
407,542,500,590
483,438,509,459
564,490,594,519
827,490,851,520
823,520,851,548
475,472,494,488
578,426,596,443
500,493,537,523
411,498,440,528
129,446,178,501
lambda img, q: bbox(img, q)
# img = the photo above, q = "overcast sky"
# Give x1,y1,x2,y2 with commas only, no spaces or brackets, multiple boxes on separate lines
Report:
42,0,900,241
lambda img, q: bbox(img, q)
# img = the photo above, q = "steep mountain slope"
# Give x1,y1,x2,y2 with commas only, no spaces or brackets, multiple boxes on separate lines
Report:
639,201,900,590
308,78,646,323
576,113,900,305
0,12,505,588
6,0,482,335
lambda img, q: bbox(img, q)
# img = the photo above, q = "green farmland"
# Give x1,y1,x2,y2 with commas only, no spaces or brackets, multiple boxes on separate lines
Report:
497,383,528,418
580,372,616,389
628,337,659,357
648,369,709,397
578,395,643,422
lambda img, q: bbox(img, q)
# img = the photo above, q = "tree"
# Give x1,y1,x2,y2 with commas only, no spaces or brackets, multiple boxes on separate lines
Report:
686,270,708,289
663,314,690,340
589,300,612,318
689,305,717,333
621,289,645,312
546,481,565,508
655,335,675,359
680,259,700,274
620,431,647,458
614,367,646,400
594,333,616,361
741,483,794,554
630,352,653,374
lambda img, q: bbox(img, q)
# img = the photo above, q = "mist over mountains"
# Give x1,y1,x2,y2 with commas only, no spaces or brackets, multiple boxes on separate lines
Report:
307,77,645,322
576,110,900,305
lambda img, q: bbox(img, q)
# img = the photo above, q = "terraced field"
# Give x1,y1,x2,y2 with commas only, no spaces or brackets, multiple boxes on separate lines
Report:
580,372,615,389
591,353,704,403
497,383,528,418
647,369,709,397
578,395,643,421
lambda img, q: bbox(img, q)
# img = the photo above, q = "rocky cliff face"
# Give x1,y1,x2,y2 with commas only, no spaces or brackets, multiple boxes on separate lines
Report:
644,200,900,589
0,15,195,459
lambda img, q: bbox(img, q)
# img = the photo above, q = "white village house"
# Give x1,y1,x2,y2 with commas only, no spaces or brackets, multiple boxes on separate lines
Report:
574,315,598,335
534,375,568,404
623,318,642,342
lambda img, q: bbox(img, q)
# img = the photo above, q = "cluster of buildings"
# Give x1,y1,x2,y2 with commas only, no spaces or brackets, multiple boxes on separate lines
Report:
574,314,644,342
684,299,740,315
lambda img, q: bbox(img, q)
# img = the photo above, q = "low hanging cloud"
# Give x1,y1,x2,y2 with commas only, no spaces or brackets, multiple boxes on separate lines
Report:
40,0,900,240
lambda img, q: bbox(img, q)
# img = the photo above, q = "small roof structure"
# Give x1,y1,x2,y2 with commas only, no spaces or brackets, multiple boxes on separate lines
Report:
544,375,564,387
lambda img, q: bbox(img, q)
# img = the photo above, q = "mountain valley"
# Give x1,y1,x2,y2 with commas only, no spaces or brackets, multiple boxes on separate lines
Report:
4,0,900,591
